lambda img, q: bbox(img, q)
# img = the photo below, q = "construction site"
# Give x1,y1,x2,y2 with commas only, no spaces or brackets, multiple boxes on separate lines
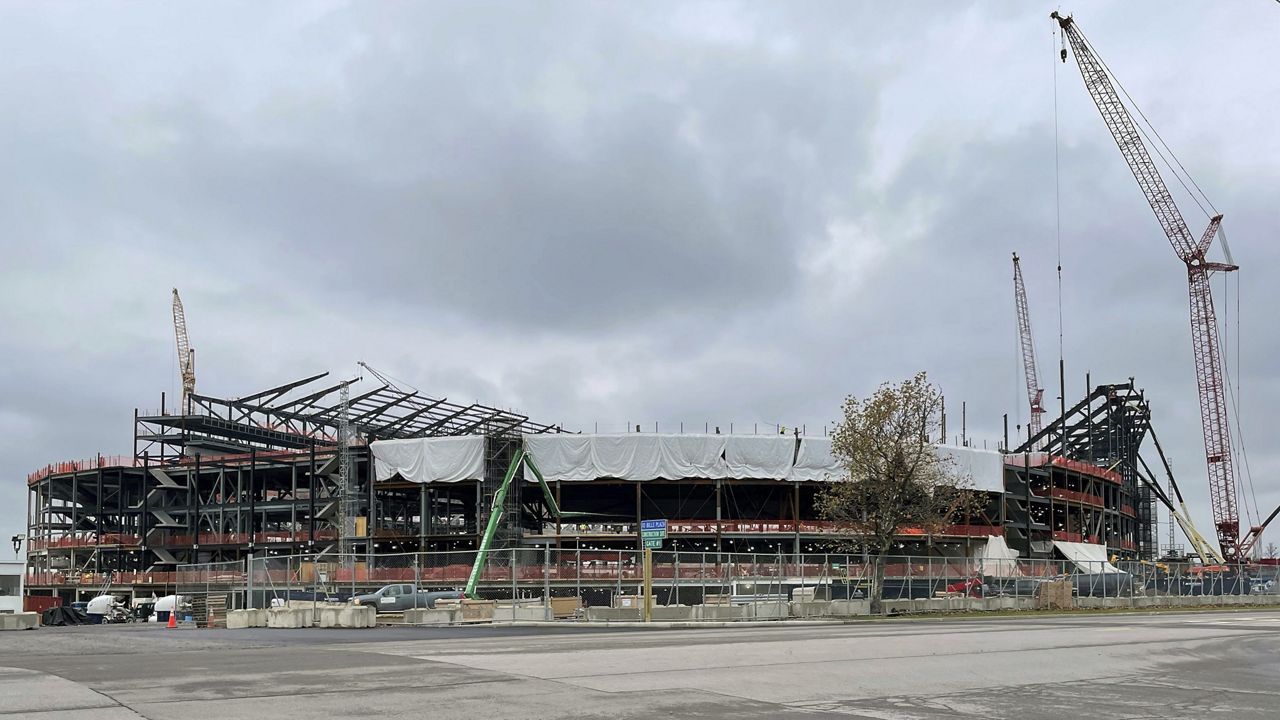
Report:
15,12,1280,626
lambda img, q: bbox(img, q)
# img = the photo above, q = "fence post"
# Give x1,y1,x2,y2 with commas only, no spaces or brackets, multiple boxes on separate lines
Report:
674,551,680,607
511,547,518,605
615,550,622,602
543,545,551,612
246,552,254,610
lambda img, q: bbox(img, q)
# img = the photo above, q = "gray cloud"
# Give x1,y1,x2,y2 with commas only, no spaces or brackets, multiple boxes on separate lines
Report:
3,0,1279,549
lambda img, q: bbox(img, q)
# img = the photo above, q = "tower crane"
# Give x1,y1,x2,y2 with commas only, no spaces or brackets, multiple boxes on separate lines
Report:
1012,253,1045,441
1052,12,1274,560
171,289,196,413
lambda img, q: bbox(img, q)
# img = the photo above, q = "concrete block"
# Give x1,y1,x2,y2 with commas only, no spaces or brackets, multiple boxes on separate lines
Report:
829,599,871,616
266,607,313,628
227,609,264,629
746,602,788,620
789,601,832,618
493,606,553,622
882,600,911,615
586,607,642,622
312,606,372,628
651,606,694,621
404,607,461,625
695,604,747,621
0,613,38,631
992,596,1017,611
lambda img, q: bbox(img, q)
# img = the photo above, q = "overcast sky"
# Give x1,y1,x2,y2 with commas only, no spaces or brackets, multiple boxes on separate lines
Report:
3,1,1278,554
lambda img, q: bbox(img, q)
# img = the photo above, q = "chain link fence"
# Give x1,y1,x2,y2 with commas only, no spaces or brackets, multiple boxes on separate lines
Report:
178,550,1280,625
176,560,245,628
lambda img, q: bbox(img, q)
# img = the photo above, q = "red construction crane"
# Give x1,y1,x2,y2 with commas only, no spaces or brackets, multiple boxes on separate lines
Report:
1052,12,1265,560
1012,253,1045,440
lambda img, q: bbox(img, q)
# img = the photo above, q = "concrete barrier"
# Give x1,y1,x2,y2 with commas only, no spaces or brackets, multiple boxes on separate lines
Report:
652,606,695,621
317,605,376,628
494,606,554,622
694,604,747,621
745,602,788,620
586,607,642,622
829,599,871,616
266,607,313,628
0,613,38,631
789,601,832,618
404,607,462,625
226,609,268,629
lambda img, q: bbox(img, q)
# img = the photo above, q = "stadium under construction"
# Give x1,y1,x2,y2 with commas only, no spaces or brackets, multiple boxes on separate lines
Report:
24,369,1169,603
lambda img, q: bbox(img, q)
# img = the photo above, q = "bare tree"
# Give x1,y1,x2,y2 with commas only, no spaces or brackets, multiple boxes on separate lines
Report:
817,372,985,614
1265,542,1278,560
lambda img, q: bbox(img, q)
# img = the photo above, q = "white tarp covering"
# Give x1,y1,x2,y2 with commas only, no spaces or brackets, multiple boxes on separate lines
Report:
522,434,731,482
371,436,485,484
935,444,1005,493
1053,540,1122,574
521,434,1007,488
724,436,796,479
976,535,1022,577
787,438,844,482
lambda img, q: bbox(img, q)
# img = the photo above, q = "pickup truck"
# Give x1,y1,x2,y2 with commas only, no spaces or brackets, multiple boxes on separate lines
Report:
353,584,464,613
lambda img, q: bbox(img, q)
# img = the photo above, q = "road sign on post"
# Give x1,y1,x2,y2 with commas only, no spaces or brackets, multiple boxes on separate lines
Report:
640,520,666,622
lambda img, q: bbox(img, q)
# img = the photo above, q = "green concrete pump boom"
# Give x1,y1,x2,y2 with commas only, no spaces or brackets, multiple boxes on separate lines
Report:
463,449,560,599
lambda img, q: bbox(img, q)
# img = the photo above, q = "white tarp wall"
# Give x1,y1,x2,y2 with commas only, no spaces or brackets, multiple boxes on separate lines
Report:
935,444,1006,493
521,434,1005,489
1053,540,1122,574
975,535,1022,577
370,436,486,484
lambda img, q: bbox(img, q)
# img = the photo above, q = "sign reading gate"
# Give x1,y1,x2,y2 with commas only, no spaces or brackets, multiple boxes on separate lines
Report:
641,519,667,549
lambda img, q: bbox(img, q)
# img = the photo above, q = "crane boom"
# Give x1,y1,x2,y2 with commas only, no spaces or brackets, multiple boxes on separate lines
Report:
1052,13,1246,559
171,289,196,412
1012,253,1045,439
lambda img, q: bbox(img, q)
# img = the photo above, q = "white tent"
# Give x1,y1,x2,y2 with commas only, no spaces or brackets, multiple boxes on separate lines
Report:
975,536,1022,577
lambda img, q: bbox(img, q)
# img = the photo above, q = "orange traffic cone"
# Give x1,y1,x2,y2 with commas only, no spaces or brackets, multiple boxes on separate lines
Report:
166,611,177,629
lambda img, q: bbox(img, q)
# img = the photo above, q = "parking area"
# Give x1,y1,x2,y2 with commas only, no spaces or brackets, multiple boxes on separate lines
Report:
3,609,1280,718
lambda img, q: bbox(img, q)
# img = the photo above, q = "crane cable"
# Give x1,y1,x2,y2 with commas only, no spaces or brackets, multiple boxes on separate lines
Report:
1075,28,1217,220
1071,19,1262,540
1053,24,1064,370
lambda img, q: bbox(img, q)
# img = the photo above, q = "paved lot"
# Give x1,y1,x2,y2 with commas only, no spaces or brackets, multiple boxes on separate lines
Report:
3,610,1279,718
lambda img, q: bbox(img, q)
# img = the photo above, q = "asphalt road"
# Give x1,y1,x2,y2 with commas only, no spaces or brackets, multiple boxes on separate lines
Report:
3,610,1279,719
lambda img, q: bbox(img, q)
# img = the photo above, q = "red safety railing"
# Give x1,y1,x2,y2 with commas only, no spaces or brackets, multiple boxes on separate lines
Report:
27,456,140,484
28,534,141,551
560,520,1002,538
1049,488,1106,508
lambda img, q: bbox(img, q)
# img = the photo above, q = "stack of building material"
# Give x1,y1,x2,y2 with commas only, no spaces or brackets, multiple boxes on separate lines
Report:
1034,580,1073,610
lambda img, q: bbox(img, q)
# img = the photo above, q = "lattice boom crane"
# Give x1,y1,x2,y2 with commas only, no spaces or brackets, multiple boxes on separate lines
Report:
1052,12,1262,560
171,288,196,412
1012,253,1045,440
